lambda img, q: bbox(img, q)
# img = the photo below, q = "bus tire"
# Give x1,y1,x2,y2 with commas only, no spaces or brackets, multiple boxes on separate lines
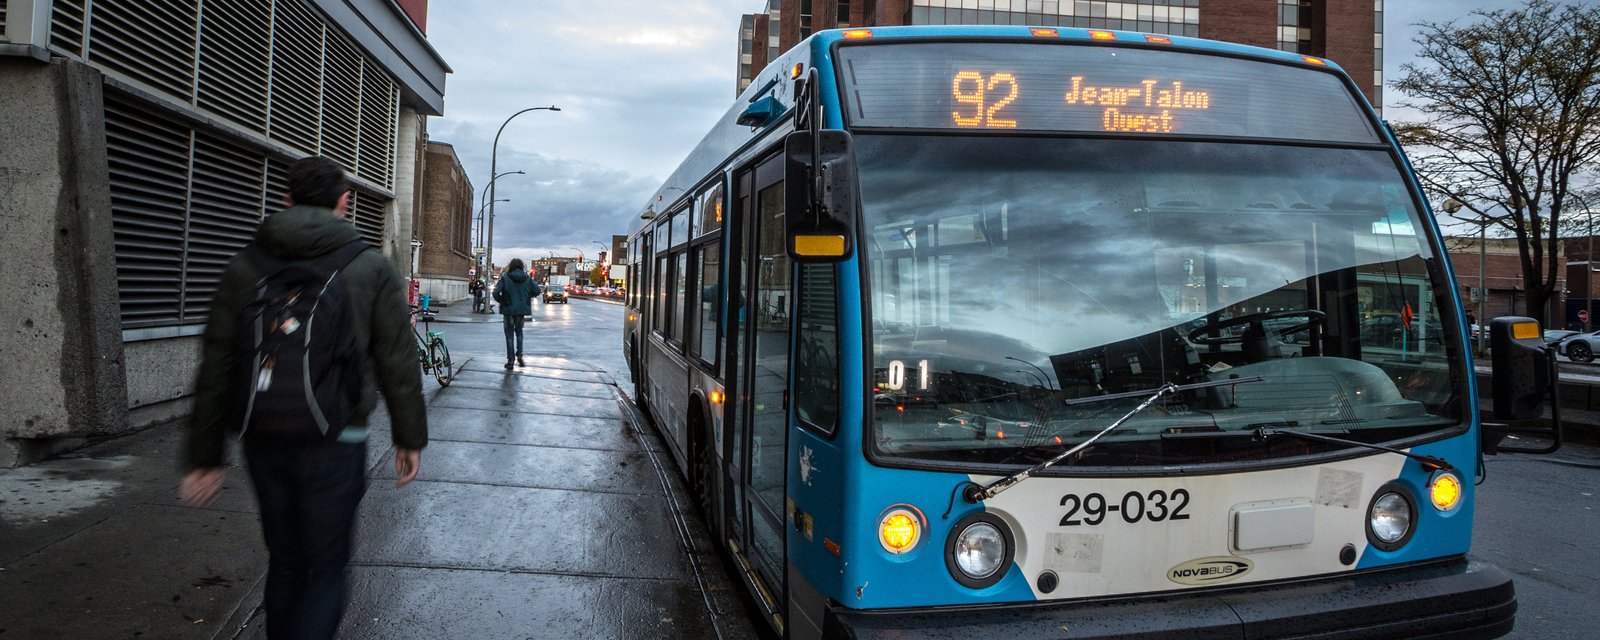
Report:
689,402,717,521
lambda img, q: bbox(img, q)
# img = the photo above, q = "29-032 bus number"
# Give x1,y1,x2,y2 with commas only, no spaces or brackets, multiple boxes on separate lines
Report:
1060,489,1192,526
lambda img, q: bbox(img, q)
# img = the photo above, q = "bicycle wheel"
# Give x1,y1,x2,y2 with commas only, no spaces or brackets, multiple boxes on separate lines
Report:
428,337,453,386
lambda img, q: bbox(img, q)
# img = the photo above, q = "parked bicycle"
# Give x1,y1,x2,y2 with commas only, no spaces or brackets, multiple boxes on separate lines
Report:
411,306,453,386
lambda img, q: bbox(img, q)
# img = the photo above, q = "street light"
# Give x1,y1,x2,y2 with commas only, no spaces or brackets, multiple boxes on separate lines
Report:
477,171,524,250
488,106,560,271
475,198,510,262
1443,198,1486,355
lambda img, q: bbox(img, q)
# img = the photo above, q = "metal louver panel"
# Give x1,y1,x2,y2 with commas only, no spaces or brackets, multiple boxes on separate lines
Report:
107,96,192,329
349,190,387,248
185,133,265,320
319,32,362,169
268,0,324,155
88,0,199,101
357,65,397,188
198,0,272,133
266,158,291,213
50,0,86,57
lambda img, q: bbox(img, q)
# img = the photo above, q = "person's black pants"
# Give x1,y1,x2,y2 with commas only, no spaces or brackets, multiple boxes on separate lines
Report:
503,314,525,361
244,439,367,640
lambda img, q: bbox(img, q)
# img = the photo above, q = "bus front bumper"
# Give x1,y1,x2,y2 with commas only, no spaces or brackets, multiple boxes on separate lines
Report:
827,557,1515,640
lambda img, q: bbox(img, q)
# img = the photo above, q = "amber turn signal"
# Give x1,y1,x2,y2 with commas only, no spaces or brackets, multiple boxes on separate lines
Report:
879,508,921,554
1430,472,1462,511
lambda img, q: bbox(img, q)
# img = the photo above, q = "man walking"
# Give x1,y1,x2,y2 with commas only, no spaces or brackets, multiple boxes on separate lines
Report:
179,156,428,640
493,258,541,368
470,277,485,312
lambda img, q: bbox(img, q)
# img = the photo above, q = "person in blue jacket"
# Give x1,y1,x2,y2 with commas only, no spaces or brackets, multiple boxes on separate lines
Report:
492,259,542,368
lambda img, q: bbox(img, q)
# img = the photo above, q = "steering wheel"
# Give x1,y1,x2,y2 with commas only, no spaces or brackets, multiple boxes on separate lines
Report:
1188,309,1327,346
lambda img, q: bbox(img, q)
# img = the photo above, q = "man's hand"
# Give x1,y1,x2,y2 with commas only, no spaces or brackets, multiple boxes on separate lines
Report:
395,449,422,487
180,468,226,507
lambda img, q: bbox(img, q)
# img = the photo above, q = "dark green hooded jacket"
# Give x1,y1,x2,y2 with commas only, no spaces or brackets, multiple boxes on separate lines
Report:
493,268,541,316
183,205,427,469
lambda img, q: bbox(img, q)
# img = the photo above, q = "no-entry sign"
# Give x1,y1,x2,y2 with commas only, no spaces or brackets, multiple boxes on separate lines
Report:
1580,310,1590,323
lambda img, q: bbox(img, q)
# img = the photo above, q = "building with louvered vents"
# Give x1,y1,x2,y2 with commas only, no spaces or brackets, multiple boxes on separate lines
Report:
0,0,449,465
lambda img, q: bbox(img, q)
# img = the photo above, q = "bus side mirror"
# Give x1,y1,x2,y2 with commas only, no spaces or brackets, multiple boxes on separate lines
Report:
1486,316,1562,454
784,129,857,262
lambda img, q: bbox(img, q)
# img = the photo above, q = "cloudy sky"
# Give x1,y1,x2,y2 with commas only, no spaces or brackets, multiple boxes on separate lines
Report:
420,0,1527,264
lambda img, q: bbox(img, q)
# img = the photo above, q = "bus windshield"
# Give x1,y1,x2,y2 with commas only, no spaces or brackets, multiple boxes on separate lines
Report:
861,135,1464,471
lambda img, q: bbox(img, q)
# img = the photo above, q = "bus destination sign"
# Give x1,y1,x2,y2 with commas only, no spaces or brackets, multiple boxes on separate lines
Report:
952,71,1214,133
840,42,1377,144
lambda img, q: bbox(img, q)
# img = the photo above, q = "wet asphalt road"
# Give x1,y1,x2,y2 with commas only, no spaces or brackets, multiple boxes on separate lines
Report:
332,297,756,639
1473,442,1600,639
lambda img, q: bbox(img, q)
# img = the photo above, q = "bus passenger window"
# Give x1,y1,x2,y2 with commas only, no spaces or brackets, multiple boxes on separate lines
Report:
692,244,722,364
672,252,689,343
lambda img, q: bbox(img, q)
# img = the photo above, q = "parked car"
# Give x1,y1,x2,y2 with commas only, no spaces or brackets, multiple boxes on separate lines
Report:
542,287,567,303
1544,329,1580,346
1556,330,1600,362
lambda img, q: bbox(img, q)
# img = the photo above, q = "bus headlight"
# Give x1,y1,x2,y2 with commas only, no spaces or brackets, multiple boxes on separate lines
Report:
1366,483,1417,551
946,513,1014,588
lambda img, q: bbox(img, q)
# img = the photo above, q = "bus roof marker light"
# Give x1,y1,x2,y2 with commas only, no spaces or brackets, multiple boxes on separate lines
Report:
1302,56,1327,66
842,29,873,39
790,63,805,80
1030,28,1059,37
1089,30,1117,41
1143,34,1172,44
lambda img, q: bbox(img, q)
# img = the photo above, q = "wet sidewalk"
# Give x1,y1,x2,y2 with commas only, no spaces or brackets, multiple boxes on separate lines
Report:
0,354,756,639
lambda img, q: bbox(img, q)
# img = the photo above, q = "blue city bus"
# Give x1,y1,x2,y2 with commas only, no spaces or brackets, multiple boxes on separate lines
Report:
622,25,1562,639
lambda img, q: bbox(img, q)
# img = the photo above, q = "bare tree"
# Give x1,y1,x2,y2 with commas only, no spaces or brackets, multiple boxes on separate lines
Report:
1391,0,1600,324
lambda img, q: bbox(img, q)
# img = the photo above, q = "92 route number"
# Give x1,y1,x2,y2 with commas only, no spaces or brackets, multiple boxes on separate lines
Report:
1059,489,1192,526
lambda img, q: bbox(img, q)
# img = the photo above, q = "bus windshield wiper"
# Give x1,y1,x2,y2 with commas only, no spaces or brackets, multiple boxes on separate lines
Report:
963,377,1263,503
1255,426,1454,472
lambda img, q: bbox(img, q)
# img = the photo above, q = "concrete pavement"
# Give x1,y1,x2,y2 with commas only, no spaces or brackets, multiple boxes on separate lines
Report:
0,298,757,639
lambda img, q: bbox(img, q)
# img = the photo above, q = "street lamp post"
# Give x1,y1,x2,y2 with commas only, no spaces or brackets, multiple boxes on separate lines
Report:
488,106,560,272
477,170,524,250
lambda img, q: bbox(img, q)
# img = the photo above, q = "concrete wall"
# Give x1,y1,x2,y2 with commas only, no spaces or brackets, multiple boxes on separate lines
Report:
418,275,469,306
0,59,129,466
121,337,200,429
390,107,426,273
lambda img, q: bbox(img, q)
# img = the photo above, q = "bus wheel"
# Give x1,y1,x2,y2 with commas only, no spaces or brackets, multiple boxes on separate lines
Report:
690,411,717,518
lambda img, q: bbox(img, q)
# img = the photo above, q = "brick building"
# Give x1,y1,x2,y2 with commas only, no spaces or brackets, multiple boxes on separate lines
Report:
1446,237,1566,327
737,0,1382,110
418,142,474,305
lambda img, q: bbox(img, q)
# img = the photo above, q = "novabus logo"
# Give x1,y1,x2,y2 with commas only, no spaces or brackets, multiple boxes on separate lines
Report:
1167,557,1254,586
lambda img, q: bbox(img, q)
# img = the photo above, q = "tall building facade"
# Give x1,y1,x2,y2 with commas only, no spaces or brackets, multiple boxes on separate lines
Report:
418,142,474,304
736,0,1382,109
0,0,449,464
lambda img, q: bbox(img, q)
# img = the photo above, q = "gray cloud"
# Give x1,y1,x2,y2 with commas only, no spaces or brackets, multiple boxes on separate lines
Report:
424,0,750,259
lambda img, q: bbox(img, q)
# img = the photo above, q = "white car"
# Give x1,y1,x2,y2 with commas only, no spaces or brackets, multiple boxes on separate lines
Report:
1556,330,1600,362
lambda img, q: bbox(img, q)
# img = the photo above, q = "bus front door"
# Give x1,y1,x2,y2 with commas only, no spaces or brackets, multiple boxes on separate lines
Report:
730,154,791,621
